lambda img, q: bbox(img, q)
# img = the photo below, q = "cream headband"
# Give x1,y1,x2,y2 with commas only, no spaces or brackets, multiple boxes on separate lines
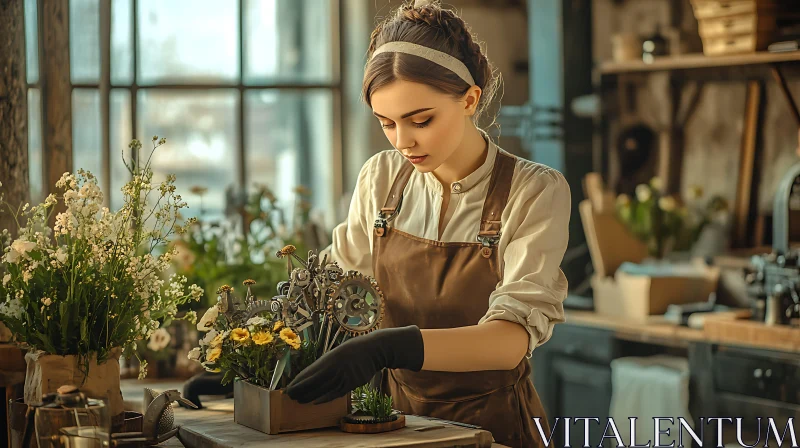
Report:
371,41,476,86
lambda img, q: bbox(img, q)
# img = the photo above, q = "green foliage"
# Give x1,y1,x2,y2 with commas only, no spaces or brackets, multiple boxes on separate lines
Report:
351,383,394,419
169,184,313,310
615,178,729,258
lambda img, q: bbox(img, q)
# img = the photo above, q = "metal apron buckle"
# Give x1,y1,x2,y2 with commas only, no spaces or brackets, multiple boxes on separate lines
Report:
477,234,500,258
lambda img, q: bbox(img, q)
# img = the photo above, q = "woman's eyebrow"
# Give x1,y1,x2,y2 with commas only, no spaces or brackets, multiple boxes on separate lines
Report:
373,107,435,120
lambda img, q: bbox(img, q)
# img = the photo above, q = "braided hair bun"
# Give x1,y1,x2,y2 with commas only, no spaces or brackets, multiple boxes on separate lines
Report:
362,0,501,127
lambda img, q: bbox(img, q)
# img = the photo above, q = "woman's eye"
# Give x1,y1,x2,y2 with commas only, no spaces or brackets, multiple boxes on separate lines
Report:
380,122,395,130
412,117,433,128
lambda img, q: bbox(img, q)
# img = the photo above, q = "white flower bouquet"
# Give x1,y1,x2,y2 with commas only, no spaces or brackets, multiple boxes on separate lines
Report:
0,137,203,379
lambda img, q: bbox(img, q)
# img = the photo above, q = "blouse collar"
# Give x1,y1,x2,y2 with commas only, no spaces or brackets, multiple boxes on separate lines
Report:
422,131,498,195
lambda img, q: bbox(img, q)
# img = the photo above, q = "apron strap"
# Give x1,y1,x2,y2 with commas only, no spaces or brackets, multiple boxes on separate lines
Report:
375,161,415,237
477,151,516,257
381,161,415,214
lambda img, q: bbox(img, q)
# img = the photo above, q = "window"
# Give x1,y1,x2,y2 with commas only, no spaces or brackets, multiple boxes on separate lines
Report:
26,0,341,226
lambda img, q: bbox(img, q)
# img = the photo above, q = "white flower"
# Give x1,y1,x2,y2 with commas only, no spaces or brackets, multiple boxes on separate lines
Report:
4,239,36,263
201,329,219,346
22,271,32,284
55,247,68,264
0,298,24,320
635,184,652,202
189,284,204,301
2,274,10,287
246,316,269,327
42,297,52,307
184,310,197,324
196,305,219,332
658,196,677,212
188,347,202,361
650,176,663,192
147,328,171,351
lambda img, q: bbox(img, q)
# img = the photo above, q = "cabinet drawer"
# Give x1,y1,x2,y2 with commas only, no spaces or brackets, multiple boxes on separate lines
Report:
698,14,775,38
691,1,762,20
713,351,800,405
546,324,616,364
701,32,773,55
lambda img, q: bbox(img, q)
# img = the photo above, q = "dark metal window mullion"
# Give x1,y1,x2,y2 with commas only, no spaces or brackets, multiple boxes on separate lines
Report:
36,0,48,197
238,0,246,197
100,0,111,205
131,0,139,170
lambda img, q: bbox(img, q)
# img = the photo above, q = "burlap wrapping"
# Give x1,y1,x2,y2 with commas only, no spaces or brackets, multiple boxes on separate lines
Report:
23,347,124,418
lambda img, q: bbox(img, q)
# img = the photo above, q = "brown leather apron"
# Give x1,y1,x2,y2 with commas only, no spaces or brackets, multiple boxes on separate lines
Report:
372,151,551,448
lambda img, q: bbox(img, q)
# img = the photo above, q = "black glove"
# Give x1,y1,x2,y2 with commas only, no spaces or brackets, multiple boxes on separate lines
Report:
181,371,234,409
286,325,424,404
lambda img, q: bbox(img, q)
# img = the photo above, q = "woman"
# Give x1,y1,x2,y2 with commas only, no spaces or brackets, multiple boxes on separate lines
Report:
286,1,570,446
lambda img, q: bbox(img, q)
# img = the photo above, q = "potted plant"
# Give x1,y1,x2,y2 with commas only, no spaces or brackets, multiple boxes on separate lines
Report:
190,247,386,434
614,177,729,259
0,137,203,422
341,384,406,434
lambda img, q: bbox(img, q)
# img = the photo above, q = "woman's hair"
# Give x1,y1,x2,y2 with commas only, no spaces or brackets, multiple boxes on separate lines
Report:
362,1,501,127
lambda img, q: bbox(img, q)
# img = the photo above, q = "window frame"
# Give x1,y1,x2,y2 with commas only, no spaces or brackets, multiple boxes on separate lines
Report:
28,0,344,222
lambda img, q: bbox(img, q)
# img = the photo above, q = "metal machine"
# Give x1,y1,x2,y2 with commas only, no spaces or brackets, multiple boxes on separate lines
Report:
745,162,800,325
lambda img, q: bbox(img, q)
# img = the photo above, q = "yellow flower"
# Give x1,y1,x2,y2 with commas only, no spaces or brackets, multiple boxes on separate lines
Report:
279,328,301,350
273,321,284,332
231,328,250,343
206,347,222,362
252,331,274,345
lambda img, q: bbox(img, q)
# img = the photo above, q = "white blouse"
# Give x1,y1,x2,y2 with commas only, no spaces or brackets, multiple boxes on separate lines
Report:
325,137,571,356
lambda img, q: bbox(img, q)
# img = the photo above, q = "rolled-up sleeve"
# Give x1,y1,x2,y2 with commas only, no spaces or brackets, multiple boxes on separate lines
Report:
478,168,571,357
323,156,377,277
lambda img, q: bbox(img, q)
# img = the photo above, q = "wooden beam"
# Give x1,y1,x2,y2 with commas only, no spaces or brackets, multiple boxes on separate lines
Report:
0,0,29,235
41,0,72,212
771,64,800,126
732,81,764,249
770,64,800,157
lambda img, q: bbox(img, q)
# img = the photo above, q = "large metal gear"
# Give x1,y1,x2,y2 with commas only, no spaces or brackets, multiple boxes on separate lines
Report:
327,272,385,336
244,299,274,321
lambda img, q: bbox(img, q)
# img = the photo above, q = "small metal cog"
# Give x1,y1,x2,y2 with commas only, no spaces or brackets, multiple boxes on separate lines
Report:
327,272,385,335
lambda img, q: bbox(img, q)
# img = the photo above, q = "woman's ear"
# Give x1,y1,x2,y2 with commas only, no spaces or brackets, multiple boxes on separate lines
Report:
462,86,482,116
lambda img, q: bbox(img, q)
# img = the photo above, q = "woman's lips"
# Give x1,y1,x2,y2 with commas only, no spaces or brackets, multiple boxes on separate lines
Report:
405,155,428,164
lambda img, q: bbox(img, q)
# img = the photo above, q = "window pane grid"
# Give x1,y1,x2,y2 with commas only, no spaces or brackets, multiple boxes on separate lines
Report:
25,0,340,224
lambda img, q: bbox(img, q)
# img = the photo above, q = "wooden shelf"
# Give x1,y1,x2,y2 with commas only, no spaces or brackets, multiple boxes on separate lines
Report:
600,51,800,74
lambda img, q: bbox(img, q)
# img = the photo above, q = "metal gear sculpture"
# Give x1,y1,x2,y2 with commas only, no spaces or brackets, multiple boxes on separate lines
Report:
327,272,385,336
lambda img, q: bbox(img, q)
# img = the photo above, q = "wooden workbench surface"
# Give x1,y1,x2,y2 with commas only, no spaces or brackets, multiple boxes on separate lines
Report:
170,399,501,448
121,380,505,448
565,310,800,353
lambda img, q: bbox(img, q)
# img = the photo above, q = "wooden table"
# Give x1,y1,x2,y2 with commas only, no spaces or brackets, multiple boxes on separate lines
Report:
121,380,506,448
566,310,800,353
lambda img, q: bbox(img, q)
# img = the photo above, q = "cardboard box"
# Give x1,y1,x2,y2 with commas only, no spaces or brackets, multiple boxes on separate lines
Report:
591,265,720,321
579,191,720,321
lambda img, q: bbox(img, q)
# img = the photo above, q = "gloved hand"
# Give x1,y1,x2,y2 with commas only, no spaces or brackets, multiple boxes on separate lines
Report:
286,325,424,404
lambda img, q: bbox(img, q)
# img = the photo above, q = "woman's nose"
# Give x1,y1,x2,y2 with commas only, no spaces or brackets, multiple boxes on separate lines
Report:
395,128,415,151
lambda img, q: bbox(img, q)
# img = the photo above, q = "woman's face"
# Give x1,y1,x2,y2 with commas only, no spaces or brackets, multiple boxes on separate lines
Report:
370,80,478,173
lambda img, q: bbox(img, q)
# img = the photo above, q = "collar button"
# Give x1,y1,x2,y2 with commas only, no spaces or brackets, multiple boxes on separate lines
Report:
452,182,462,193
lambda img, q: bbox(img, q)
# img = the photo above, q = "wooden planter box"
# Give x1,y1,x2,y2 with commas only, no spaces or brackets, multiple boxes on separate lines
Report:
233,380,349,435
